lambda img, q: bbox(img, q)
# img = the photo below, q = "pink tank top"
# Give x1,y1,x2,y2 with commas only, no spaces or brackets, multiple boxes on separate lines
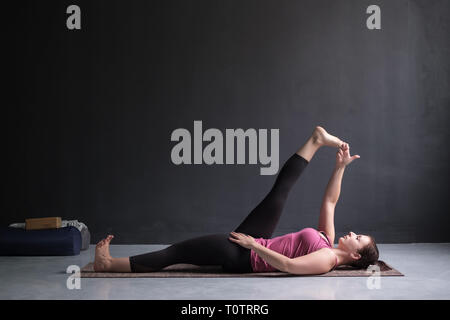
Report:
250,228,336,272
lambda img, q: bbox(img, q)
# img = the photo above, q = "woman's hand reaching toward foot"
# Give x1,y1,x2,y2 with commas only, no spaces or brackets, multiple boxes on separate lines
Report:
228,232,256,249
336,143,360,168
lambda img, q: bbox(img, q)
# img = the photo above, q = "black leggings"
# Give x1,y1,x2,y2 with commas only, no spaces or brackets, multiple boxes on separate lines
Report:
129,153,309,273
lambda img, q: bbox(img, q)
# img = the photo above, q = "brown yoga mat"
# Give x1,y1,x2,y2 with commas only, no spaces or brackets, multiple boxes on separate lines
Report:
80,260,403,278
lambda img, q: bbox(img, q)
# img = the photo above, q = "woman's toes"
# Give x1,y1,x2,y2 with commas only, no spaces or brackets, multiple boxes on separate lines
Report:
97,239,107,247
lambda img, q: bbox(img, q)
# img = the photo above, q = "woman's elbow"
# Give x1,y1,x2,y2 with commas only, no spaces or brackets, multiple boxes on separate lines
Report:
285,259,303,274
281,259,293,273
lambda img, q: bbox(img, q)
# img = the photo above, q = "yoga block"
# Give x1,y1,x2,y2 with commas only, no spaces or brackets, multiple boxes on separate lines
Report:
25,217,62,230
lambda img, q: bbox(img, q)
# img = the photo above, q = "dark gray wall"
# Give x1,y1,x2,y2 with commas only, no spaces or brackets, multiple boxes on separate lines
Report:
4,0,450,244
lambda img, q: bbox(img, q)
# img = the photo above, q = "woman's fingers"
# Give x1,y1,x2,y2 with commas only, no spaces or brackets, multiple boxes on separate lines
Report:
230,231,244,237
339,143,350,152
229,232,242,240
229,233,242,244
229,231,248,241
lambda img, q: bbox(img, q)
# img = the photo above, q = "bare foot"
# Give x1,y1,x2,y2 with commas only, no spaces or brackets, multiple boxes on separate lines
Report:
93,235,114,272
312,126,345,148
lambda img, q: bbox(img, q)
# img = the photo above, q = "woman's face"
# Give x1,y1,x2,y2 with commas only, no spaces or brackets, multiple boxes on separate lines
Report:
338,231,371,253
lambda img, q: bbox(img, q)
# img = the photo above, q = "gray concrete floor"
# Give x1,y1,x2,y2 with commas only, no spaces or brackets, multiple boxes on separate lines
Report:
0,243,449,300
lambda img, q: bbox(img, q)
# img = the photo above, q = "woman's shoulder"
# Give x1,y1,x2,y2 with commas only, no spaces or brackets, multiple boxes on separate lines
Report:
316,247,338,270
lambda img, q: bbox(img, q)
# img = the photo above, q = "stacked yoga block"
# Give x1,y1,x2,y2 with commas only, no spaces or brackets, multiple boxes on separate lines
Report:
0,217,91,256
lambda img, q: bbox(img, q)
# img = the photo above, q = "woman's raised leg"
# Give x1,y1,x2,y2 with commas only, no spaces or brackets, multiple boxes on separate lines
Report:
233,126,344,239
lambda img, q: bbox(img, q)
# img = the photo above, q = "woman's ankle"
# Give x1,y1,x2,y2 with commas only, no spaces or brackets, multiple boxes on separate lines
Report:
296,137,321,162
311,135,323,147
109,257,132,272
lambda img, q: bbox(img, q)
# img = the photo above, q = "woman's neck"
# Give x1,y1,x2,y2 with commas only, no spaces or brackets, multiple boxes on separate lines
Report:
331,248,354,266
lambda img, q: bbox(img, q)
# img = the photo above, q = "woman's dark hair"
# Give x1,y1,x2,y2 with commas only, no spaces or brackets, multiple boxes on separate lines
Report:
350,236,379,269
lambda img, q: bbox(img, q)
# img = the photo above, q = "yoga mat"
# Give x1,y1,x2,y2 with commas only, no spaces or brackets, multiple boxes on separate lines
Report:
80,260,403,278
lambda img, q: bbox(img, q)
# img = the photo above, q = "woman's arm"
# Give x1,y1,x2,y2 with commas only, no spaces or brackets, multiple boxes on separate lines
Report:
229,232,290,272
229,232,335,274
318,143,360,244
248,242,291,272
249,242,336,275
317,166,345,244
286,248,336,275
321,165,346,204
